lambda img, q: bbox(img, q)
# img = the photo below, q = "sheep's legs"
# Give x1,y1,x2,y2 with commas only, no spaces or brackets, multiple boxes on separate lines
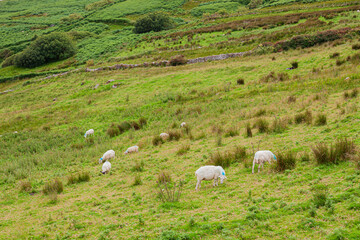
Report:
252,161,255,174
195,180,201,191
258,163,261,173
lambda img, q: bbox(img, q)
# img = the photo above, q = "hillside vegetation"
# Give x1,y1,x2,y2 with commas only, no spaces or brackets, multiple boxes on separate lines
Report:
1,0,360,239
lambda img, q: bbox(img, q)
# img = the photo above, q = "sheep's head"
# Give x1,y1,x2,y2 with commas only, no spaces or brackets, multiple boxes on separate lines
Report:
124,150,128,155
219,171,227,184
84,134,87,138
99,158,103,164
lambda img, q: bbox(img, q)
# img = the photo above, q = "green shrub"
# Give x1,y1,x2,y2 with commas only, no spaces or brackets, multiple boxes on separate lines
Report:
248,0,262,9
134,13,174,34
15,32,76,68
85,0,114,11
107,124,120,137
0,48,13,61
274,151,296,172
118,121,131,132
1,54,17,67
209,151,233,168
233,146,247,162
43,179,63,195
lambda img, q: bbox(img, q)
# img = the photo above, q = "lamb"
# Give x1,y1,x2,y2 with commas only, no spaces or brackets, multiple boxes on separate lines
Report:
252,150,277,174
101,160,111,174
195,165,226,191
99,150,115,164
84,129,94,138
124,145,139,155
180,122,186,128
159,133,169,140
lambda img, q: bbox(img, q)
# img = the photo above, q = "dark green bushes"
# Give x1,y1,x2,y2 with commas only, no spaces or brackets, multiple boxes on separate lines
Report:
134,13,174,34
15,32,76,68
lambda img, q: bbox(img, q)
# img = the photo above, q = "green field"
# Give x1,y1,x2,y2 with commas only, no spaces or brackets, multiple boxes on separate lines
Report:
1,0,360,239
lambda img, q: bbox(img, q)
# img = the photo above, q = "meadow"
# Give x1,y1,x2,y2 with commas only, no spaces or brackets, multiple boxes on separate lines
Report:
1,0,360,239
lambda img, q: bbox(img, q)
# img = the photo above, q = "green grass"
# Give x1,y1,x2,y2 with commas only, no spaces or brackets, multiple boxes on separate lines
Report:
1,0,360,239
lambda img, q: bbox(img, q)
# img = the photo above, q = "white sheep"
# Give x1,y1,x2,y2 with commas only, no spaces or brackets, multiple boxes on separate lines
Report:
101,160,111,174
252,150,277,174
195,165,226,191
124,145,139,155
159,133,169,140
84,129,94,138
99,150,115,164
180,122,186,128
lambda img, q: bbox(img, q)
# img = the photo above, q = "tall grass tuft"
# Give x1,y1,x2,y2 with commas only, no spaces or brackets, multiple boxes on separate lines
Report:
224,126,239,137
43,179,63,195
208,151,233,168
294,109,312,124
67,172,90,185
271,117,288,133
233,146,247,162
255,118,269,133
311,184,329,208
315,114,327,126
19,181,32,193
157,180,183,203
237,78,245,85
245,122,252,137
152,136,164,146
133,175,142,186
274,151,296,172
168,130,181,141
132,160,145,172
312,138,356,164
158,171,171,184
176,144,190,155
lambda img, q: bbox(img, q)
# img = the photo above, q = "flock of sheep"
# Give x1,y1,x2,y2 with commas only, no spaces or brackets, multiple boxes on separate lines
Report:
85,122,278,190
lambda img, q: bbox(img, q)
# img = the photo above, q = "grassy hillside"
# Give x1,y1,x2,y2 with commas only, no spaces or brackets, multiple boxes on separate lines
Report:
1,0,360,239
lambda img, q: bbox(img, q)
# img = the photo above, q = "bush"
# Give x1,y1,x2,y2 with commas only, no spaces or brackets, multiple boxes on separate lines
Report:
233,146,247,162
67,172,90,185
237,78,245,85
118,121,131,132
0,48,13,60
315,114,327,126
15,32,76,68
294,110,312,124
274,151,296,172
169,55,187,66
85,0,114,11
19,181,32,192
158,171,171,184
130,121,140,130
255,118,269,133
248,0,262,9
43,179,63,195
134,13,174,34
312,138,356,164
291,61,298,69
352,44,360,50
1,54,17,67
336,59,345,66
152,136,164,146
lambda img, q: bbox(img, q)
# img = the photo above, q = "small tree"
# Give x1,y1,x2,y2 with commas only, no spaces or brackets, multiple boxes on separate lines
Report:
134,13,174,34
15,32,76,68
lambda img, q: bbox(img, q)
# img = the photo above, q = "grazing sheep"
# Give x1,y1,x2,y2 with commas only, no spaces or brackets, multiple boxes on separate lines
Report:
180,122,186,128
124,145,139,155
84,129,94,138
252,150,277,174
99,150,115,164
195,165,226,191
159,133,169,140
101,160,111,174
